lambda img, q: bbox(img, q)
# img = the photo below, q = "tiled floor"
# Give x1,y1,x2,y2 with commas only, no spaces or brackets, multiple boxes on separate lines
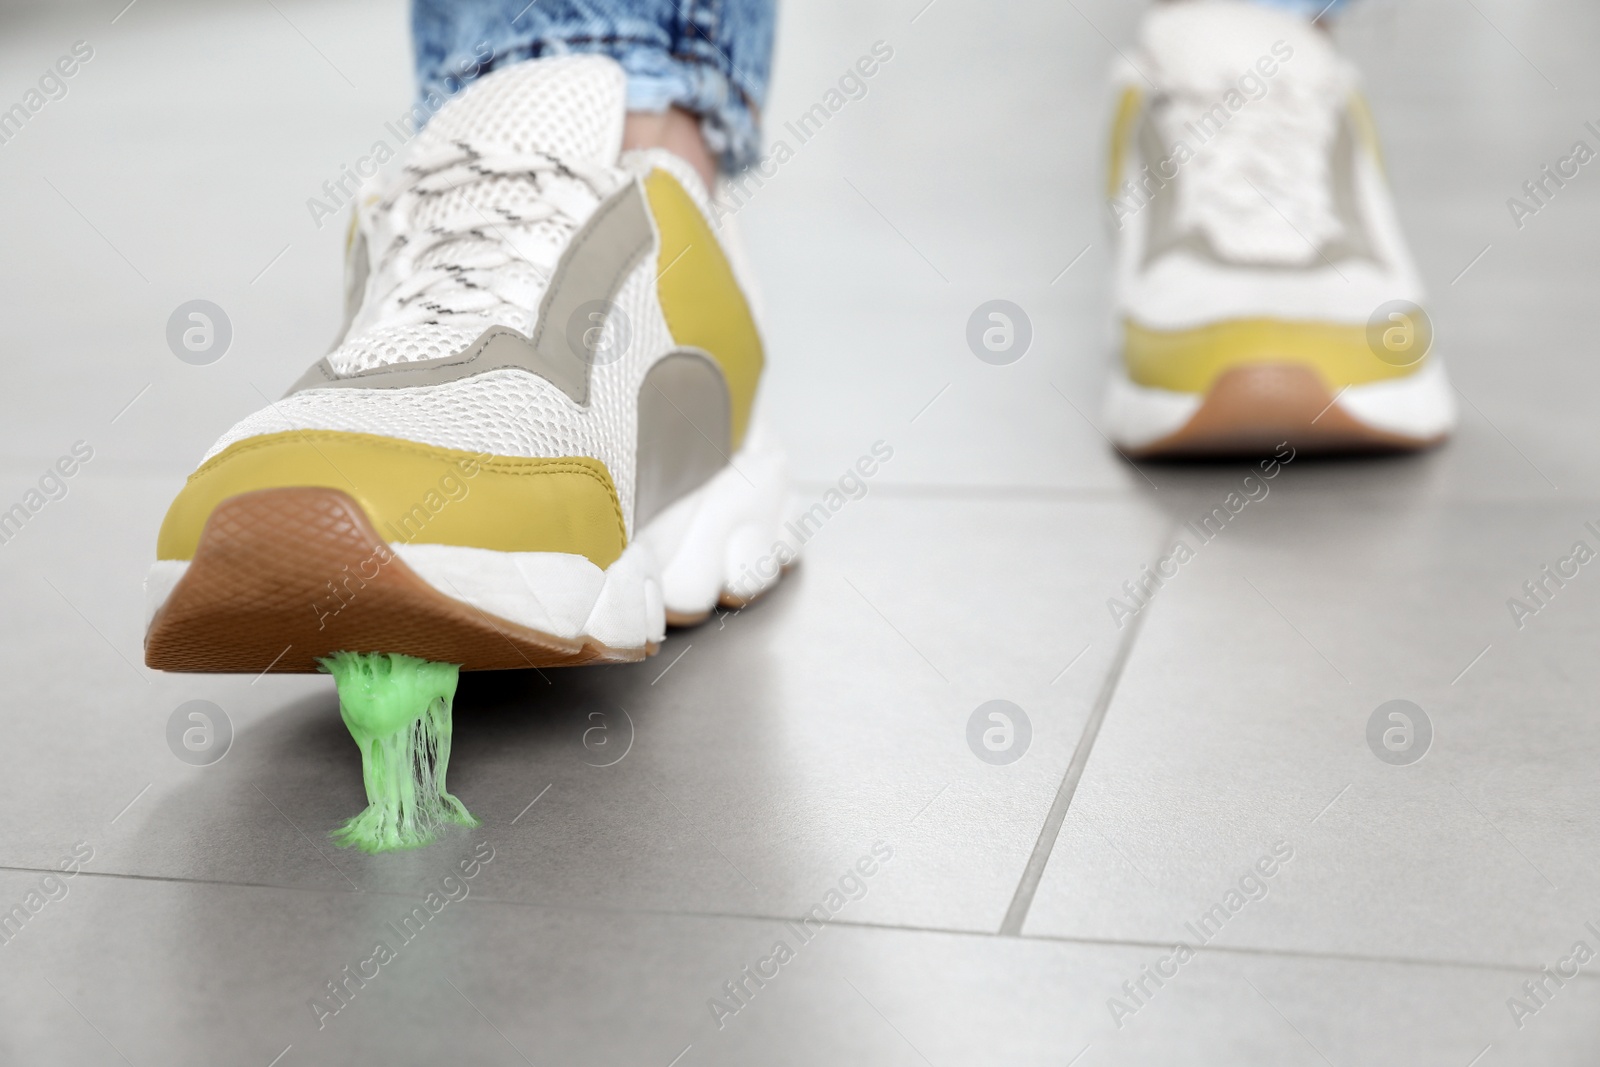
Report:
3,0,1599,1063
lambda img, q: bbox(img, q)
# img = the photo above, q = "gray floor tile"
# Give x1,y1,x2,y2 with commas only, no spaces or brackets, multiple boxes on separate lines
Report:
0,474,1169,931
1025,497,1600,968
3,867,1597,1066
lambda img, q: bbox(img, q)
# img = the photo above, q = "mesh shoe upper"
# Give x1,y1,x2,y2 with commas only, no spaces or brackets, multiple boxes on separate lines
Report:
196,57,753,539
1109,0,1424,330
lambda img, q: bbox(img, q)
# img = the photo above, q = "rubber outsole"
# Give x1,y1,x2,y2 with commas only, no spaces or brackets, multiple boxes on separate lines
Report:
1121,364,1448,459
144,487,652,674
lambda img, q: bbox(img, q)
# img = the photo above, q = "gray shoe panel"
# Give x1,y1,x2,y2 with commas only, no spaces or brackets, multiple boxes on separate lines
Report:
1135,102,1378,270
633,348,732,531
286,178,656,403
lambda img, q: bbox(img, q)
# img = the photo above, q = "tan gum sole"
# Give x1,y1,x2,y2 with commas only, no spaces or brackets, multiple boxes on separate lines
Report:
1124,364,1448,460
144,487,650,674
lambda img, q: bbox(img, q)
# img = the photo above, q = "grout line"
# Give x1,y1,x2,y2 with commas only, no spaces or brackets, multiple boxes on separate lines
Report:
1,859,1585,979
997,517,1179,936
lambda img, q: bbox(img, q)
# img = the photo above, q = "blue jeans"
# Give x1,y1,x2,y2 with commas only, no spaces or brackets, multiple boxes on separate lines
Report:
1255,0,1350,17
412,0,774,172
411,0,1349,174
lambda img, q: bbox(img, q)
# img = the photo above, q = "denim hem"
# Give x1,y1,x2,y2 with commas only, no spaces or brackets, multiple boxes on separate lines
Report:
1249,0,1350,18
415,16,767,172
494,36,762,172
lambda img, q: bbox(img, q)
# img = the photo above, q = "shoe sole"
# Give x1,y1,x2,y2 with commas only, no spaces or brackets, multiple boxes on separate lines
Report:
1106,361,1455,460
145,486,641,672
145,430,792,673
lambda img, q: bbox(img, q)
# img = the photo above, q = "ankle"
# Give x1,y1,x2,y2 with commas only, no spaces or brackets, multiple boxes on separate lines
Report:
623,107,718,191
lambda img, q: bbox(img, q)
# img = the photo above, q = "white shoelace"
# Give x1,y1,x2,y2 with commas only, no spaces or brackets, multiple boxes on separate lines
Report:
1162,83,1346,264
353,141,620,336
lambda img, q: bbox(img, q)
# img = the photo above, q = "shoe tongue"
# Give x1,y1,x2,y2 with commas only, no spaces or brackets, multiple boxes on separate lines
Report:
1138,2,1350,265
1140,0,1342,97
412,54,627,166
328,57,628,378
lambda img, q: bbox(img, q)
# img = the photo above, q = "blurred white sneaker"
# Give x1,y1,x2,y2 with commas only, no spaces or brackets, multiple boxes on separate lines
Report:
1101,0,1455,457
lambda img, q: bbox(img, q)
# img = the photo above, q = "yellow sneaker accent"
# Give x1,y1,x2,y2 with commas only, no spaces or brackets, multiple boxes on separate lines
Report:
644,168,764,448
1123,317,1424,395
157,431,626,566
1107,86,1143,198
1348,92,1386,175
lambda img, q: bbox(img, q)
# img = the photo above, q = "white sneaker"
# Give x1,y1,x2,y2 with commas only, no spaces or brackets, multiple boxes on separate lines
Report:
145,56,791,673
1101,0,1456,457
